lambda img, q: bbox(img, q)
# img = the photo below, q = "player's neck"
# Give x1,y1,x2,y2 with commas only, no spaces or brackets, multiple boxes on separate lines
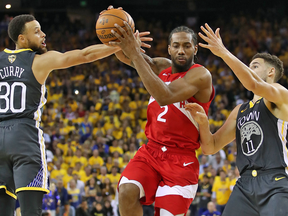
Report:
252,95,262,104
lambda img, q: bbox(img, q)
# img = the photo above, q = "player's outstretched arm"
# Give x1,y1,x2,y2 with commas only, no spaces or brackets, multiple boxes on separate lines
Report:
32,44,120,84
185,103,239,155
199,23,288,106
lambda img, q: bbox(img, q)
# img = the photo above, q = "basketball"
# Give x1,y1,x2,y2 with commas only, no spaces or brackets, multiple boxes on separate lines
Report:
96,9,135,45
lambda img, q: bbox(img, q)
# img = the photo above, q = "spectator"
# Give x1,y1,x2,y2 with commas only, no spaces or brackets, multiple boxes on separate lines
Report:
68,179,82,210
201,202,221,216
197,175,212,216
212,170,230,213
75,199,90,216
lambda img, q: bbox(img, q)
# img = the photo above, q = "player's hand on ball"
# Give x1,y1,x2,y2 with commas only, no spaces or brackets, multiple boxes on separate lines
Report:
198,23,228,58
184,103,208,125
100,5,123,15
110,21,141,58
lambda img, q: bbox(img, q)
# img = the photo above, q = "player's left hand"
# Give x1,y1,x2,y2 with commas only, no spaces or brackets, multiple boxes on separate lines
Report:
109,21,142,58
184,103,208,125
198,23,228,58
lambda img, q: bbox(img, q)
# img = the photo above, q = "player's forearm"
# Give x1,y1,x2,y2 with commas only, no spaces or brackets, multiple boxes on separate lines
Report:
198,121,217,155
130,53,172,106
220,50,261,91
115,51,134,67
82,44,121,62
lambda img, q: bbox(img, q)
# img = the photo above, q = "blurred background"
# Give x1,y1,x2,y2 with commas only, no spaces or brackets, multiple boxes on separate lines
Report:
1,1,288,216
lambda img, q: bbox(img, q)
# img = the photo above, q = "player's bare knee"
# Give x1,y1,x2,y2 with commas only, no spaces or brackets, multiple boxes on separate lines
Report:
119,183,140,202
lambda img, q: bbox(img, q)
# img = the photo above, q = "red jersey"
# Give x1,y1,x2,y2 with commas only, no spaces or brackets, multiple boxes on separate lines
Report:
145,64,215,151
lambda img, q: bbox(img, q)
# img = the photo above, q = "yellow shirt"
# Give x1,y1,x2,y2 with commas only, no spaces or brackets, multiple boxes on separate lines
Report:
126,151,137,159
109,146,124,155
199,172,212,181
108,173,121,189
63,175,73,188
50,169,67,180
212,178,231,205
88,156,104,166
70,156,88,168
97,174,109,183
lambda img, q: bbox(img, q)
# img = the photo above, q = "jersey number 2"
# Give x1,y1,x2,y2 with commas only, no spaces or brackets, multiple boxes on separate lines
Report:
157,105,168,122
0,82,26,113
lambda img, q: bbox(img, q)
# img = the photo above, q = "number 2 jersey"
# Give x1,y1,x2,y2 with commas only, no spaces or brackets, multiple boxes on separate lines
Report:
236,98,288,174
0,48,47,121
145,64,215,151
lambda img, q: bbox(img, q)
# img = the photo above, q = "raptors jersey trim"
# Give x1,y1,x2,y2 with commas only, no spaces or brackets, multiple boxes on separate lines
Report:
145,64,215,151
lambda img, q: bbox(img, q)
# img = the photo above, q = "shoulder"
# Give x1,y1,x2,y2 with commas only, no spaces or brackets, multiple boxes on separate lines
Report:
152,57,172,74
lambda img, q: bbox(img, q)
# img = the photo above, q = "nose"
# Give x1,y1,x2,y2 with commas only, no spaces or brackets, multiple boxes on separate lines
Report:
177,46,185,55
41,31,46,38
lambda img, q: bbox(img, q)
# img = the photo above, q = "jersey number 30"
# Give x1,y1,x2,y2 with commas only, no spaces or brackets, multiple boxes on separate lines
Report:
0,82,26,113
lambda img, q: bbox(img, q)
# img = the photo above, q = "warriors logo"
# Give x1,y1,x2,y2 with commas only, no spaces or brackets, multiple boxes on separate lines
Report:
240,121,263,156
8,55,16,63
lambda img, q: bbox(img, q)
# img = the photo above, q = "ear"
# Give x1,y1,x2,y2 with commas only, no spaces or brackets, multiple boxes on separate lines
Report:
18,34,26,45
269,67,276,79
168,45,171,56
194,44,198,55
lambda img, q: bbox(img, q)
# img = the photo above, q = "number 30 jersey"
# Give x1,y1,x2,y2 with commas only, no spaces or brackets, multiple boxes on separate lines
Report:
145,64,215,151
0,49,47,121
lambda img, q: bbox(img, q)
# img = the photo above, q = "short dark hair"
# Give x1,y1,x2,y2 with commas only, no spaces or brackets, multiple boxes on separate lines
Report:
8,14,35,43
168,26,197,45
252,53,284,82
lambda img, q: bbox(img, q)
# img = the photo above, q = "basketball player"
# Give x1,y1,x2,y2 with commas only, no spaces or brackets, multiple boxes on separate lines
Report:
108,12,215,216
0,14,151,216
185,24,288,215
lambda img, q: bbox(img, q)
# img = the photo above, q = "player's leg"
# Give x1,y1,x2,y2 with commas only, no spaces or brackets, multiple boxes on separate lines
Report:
118,146,161,216
10,120,49,216
260,192,288,216
222,181,258,216
17,191,44,216
0,122,17,216
0,191,16,216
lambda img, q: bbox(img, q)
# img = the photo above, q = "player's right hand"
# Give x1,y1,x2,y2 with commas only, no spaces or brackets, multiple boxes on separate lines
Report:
100,5,123,15
137,31,153,53
184,103,208,125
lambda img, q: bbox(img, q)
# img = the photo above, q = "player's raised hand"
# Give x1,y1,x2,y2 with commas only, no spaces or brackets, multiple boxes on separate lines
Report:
136,31,153,53
110,21,142,58
100,5,123,15
198,23,228,58
184,103,208,125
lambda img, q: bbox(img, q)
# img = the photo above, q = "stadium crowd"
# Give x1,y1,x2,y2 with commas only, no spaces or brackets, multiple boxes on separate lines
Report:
0,7,288,216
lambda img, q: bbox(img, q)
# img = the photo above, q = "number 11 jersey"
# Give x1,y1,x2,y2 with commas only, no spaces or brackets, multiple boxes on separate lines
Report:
145,64,215,151
0,49,47,121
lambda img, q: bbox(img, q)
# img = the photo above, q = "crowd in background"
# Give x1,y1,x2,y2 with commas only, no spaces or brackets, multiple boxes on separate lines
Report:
0,7,288,216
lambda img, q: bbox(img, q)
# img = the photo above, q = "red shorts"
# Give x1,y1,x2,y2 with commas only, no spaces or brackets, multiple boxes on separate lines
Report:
119,142,199,215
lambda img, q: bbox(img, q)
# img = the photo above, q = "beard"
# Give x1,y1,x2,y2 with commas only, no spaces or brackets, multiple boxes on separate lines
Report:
28,39,47,54
171,55,194,72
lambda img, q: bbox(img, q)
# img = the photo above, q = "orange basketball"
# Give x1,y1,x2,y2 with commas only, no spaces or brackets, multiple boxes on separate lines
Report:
96,9,135,45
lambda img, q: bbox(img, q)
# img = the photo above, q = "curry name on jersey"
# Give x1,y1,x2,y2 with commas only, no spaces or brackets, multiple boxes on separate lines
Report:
236,98,288,174
0,48,47,121
145,64,215,151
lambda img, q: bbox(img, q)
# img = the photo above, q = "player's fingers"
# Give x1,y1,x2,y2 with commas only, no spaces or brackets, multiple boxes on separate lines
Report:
108,5,114,10
198,32,211,43
114,24,127,38
138,31,151,37
111,29,123,41
205,23,216,37
140,37,153,42
123,21,133,36
141,42,151,48
140,48,146,53
198,43,211,49
200,26,211,37
109,41,121,46
215,28,222,41
117,7,123,10
100,9,106,15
